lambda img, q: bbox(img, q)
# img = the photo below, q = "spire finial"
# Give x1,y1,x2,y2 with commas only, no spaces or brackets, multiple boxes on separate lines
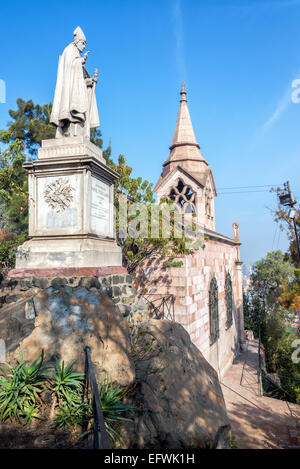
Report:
180,81,187,102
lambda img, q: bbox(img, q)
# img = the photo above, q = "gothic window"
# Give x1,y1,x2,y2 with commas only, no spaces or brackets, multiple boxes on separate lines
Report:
225,272,233,329
168,179,196,212
205,186,213,217
209,275,219,345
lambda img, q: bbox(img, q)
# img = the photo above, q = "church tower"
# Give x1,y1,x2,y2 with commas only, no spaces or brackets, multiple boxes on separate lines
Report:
154,83,217,231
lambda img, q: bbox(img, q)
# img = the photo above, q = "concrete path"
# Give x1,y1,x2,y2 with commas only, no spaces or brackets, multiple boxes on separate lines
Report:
221,340,300,449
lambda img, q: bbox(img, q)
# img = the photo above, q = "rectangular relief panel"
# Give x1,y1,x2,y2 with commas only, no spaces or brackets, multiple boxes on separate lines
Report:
90,175,111,237
35,173,82,235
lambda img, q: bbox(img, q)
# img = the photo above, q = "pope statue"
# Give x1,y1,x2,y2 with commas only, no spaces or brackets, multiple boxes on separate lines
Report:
50,27,100,139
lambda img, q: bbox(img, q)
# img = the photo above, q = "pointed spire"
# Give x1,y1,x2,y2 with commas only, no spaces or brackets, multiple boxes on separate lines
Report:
164,83,207,167
180,81,187,102
170,82,198,149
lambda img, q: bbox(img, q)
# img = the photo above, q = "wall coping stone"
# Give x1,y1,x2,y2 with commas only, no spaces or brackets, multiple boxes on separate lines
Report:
7,266,127,278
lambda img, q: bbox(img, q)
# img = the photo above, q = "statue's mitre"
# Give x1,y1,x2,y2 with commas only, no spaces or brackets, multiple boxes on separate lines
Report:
73,26,86,42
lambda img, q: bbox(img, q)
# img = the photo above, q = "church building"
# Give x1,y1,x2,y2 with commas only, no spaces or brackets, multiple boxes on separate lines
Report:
133,83,245,377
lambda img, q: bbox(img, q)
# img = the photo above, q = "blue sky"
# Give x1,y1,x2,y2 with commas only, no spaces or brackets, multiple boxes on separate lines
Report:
1,0,300,265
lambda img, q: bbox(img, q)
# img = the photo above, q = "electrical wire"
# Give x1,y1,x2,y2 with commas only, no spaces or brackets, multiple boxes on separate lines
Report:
216,184,282,190
217,189,273,194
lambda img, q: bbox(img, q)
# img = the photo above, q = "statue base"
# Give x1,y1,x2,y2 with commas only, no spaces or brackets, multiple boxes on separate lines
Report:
15,137,122,270
15,236,122,270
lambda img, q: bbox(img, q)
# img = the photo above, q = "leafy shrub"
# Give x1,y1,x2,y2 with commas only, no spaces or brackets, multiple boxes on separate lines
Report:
0,352,49,423
0,353,135,444
49,358,84,403
54,397,91,431
0,230,28,272
50,359,88,431
98,378,134,442
163,260,184,268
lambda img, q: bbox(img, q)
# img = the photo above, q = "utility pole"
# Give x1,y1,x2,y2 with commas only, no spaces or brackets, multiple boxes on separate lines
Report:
279,181,300,263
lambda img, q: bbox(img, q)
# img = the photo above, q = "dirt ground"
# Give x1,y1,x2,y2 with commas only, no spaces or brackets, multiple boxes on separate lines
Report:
0,420,84,449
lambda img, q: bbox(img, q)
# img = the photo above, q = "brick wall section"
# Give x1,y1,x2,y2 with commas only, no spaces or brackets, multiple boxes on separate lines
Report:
132,237,244,377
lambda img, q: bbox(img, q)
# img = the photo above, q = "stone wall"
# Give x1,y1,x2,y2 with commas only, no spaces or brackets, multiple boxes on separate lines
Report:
132,236,244,377
0,273,149,384
1,272,148,322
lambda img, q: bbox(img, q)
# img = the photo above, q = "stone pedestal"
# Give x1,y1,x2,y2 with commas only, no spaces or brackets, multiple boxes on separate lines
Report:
14,137,122,271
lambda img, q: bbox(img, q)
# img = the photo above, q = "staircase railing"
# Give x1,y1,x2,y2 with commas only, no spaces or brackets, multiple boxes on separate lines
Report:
84,346,110,449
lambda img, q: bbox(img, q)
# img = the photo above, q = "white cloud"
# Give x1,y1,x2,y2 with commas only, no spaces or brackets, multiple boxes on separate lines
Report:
260,70,300,134
261,87,292,133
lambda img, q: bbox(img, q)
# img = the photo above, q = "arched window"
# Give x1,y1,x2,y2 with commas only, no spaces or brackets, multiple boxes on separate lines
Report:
209,275,219,345
205,186,213,217
168,179,196,213
225,272,233,328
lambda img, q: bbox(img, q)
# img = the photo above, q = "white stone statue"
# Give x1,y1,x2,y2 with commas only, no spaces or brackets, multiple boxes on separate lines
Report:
50,26,100,139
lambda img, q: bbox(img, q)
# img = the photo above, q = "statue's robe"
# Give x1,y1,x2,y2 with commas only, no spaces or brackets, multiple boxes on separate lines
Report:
50,43,100,131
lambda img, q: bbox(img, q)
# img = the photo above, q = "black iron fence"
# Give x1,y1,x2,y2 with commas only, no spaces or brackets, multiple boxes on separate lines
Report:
143,294,175,321
84,346,110,449
258,337,300,404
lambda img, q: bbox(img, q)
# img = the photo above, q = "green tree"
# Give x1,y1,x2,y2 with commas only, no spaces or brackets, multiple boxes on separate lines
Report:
279,268,300,315
2,98,103,156
0,130,28,232
104,151,196,272
3,98,55,156
249,250,294,345
0,130,28,271
251,250,295,310
246,251,300,401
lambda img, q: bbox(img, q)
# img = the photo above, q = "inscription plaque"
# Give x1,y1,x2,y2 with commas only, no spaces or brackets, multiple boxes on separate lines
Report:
90,176,110,235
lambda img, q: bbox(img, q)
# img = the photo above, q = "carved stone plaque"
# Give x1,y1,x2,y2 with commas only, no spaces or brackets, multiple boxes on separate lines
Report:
44,177,74,212
37,175,79,233
90,176,110,236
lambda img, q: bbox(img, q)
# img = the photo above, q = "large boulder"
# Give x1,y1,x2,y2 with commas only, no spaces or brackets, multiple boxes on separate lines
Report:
0,276,231,448
1,282,135,386
120,320,231,448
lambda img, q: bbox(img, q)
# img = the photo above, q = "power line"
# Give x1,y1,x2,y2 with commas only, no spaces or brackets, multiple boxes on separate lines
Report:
217,184,281,190
218,189,273,195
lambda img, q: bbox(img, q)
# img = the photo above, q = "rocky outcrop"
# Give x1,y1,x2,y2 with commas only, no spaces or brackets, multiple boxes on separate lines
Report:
0,275,231,448
120,320,231,448
0,275,139,385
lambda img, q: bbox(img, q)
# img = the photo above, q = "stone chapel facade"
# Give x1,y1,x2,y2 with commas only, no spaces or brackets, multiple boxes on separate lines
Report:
133,83,245,377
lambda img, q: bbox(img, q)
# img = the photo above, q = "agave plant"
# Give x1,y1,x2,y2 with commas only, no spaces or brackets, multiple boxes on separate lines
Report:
98,378,135,442
49,358,84,403
0,351,49,424
53,395,91,430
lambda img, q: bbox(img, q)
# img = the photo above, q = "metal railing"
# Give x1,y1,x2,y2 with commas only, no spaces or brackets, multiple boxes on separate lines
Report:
260,370,299,402
257,335,300,403
84,346,110,449
143,294,175,321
